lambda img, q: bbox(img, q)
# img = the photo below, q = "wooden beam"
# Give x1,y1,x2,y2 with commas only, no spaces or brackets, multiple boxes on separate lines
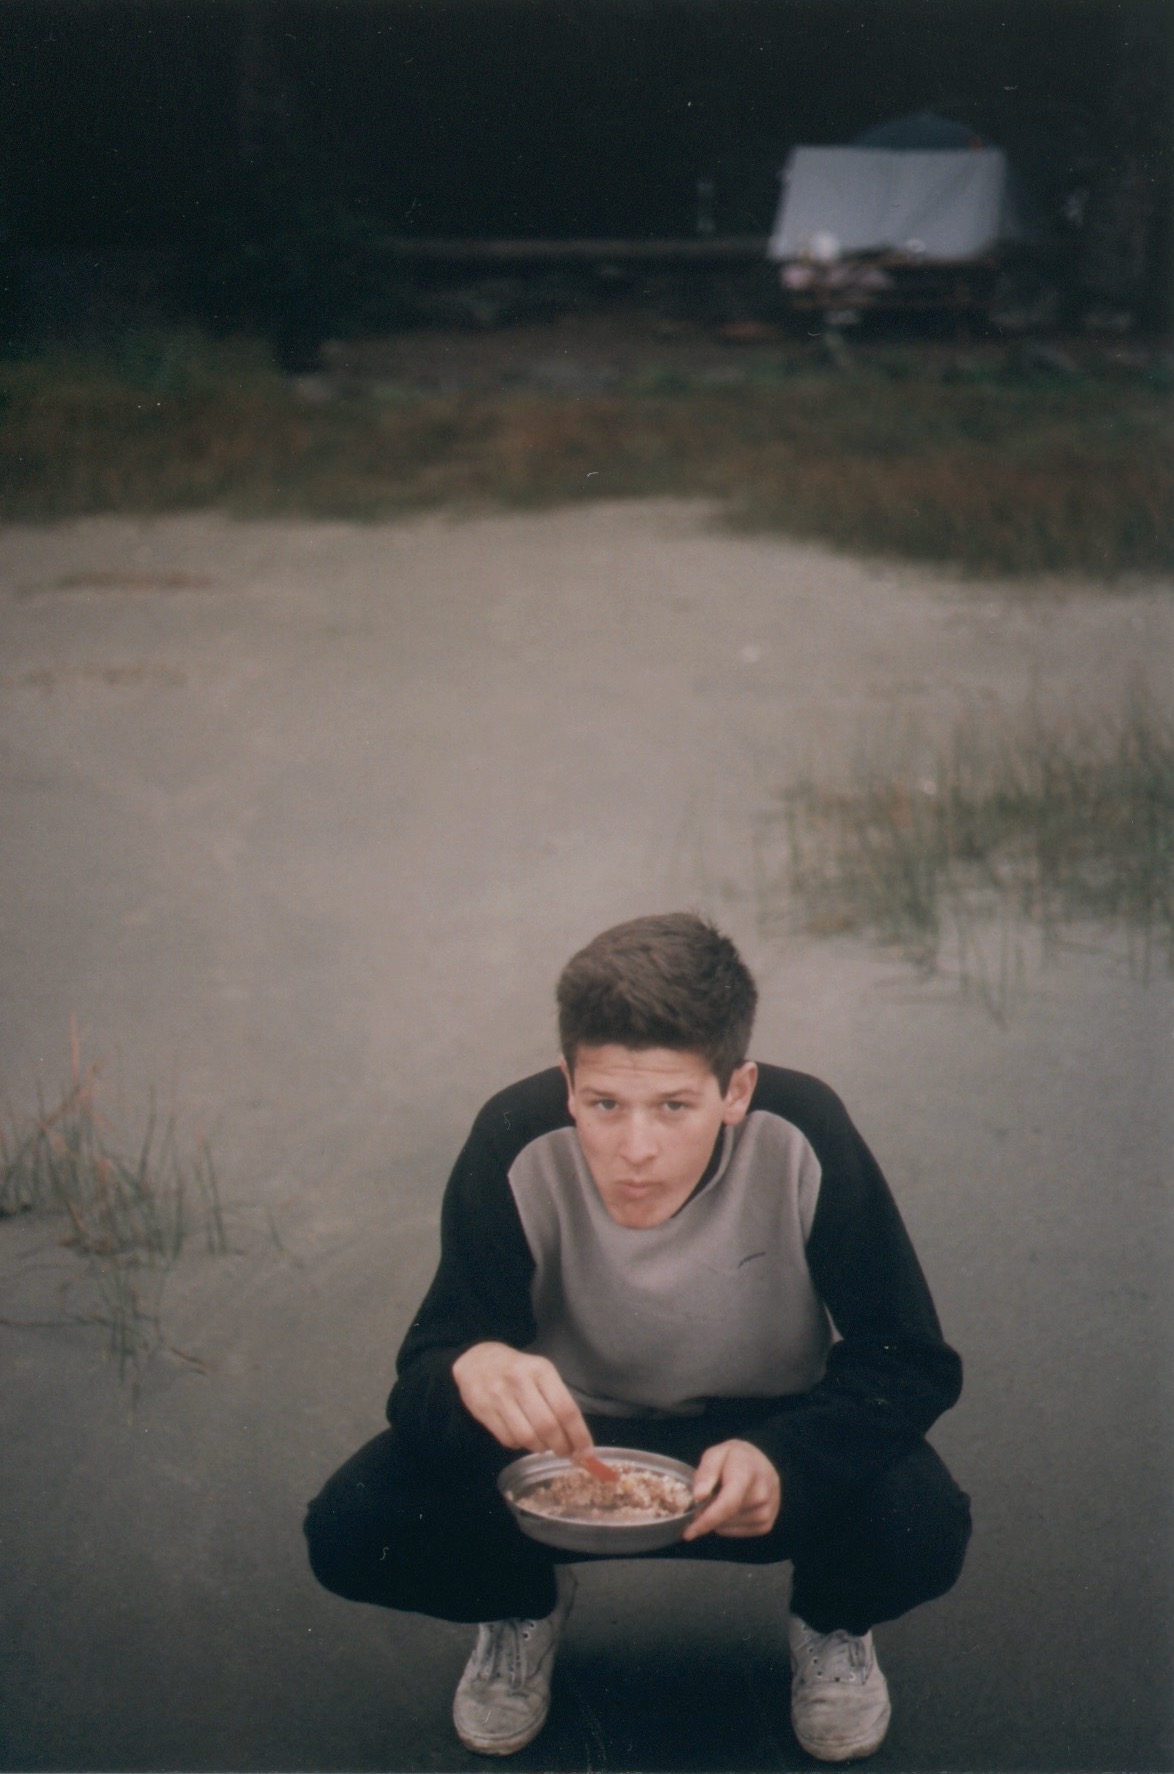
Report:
377,237,769,264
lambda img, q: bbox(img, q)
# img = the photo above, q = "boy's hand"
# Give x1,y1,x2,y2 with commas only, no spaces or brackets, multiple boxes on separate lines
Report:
683,1439,781,1539
452,1341,592,1458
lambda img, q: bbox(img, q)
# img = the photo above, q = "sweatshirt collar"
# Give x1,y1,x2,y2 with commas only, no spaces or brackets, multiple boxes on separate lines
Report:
673,1123,734,1216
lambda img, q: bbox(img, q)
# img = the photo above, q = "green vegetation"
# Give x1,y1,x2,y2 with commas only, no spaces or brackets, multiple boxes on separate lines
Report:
0,1022,228,1385
1,330,1171,577
776,697,1174,1019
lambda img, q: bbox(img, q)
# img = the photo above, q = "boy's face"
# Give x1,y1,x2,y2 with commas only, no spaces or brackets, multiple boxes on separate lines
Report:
560,1044,757,1230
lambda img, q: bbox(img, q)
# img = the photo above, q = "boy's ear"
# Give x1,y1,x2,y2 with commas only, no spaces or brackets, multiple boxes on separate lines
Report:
558,1054,575,1110
721,1060,758,1125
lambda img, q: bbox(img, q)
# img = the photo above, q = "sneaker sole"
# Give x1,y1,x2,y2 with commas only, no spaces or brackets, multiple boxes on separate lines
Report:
454,1705,551,1758
792,1695,892,1763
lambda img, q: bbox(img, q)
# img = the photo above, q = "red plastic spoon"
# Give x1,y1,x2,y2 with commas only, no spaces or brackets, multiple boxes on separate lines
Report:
575,1450,621,1484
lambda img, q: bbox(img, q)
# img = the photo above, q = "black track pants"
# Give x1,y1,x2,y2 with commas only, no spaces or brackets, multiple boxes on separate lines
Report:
305,1406,971,1635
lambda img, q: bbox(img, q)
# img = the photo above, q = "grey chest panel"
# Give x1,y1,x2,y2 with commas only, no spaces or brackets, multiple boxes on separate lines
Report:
507,1112,832,1417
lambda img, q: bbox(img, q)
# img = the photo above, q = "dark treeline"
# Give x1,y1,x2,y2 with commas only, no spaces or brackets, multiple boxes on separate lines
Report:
3,0,1166,243
0,0,1169,346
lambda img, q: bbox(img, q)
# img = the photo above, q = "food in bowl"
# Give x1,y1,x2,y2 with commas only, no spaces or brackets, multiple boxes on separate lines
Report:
499,1448,698,1552
513,1459,693,1524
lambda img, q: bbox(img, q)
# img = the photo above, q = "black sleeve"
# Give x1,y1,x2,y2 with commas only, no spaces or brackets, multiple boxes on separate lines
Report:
384,1074,563,1459
742,1071,962,1502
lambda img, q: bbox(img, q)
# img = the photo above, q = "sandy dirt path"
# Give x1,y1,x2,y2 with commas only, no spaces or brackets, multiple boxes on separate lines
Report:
0,502,1171,1772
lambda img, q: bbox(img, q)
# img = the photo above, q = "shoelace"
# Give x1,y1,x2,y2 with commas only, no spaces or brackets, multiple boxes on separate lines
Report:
794,1628,870,1686
471,1618,540,1689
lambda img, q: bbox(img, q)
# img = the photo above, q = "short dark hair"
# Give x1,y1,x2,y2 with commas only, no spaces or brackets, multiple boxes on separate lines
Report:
556,913,758,1090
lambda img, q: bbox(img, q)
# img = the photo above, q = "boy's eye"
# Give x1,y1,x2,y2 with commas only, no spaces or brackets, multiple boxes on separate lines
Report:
663,1101,687,1113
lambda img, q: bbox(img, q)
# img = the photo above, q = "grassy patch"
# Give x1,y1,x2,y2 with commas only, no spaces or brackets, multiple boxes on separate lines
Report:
774,697,1174,1019
0,330,1170,577
0,1021,228,1386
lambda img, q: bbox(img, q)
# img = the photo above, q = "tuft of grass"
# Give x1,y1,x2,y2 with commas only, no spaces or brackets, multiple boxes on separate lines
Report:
0,330,1170,577
773,696,1174,1019
0,1020,227,1385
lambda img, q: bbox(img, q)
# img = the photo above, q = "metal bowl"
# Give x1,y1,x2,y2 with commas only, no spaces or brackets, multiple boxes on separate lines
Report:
498,1448,698,1554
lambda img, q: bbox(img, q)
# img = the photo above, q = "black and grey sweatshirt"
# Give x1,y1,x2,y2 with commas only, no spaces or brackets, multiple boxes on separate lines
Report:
387,1064,961,1498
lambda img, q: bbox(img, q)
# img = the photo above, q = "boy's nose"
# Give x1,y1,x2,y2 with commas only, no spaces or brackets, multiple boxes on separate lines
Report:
618,1116,658,1163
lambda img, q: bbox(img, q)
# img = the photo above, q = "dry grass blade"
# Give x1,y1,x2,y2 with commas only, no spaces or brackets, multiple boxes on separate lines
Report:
0,1030,232,1388
777,696,1174,1016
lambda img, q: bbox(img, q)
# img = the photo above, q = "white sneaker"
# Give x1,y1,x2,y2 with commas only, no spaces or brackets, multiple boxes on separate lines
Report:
452,1568,577,1756
788,1615,892,1762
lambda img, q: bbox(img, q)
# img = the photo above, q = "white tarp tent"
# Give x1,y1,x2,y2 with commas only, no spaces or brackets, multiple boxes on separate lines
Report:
768,146,1025,265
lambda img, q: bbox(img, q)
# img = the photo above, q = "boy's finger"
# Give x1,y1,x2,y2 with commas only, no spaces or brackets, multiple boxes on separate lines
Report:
684,1493,734,1539
519,1384,577,1457
498,1398,545,1453
691,1447,725,1503
685,1476,745,1540
534,1370,591,1454
682,1452,728,1536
